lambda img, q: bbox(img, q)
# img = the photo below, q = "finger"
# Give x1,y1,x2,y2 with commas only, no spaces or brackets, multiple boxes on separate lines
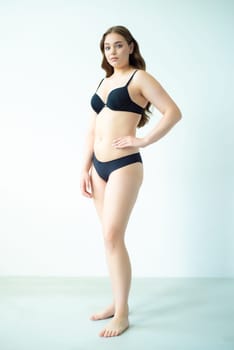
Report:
112,139,126,147
113,143,126,148
115,140,133,148
86,178,91,191
112,140,121,147
85,178,93,197
81,185,89,197
112,137,126,144
80,180,92,198
112,137,123,143
82,187,92,198
83,191,92,198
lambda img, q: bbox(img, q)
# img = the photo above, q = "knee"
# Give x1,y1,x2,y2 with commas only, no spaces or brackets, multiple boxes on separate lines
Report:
103,228,123,252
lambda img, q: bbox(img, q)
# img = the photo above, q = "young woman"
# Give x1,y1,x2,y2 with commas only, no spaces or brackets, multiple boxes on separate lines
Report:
80,25,182,337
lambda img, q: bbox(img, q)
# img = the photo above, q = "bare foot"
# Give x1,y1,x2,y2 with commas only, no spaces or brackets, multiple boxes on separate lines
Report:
90,304,115,321
99,316,129,337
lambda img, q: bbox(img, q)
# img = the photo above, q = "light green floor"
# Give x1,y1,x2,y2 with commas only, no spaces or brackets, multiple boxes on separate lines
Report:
0,277,233,350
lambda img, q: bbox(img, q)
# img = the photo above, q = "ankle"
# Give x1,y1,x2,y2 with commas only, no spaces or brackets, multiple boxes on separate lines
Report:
114,305,129,318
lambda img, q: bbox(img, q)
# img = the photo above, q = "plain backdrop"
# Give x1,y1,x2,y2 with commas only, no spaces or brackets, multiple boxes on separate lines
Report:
0,0,233,277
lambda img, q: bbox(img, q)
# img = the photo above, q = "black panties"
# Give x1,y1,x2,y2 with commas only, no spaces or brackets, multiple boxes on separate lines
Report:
92,152,142,182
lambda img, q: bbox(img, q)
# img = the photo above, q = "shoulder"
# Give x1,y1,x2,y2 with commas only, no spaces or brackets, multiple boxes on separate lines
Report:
134,70,164,94
133,70,163,95
135,69,159,84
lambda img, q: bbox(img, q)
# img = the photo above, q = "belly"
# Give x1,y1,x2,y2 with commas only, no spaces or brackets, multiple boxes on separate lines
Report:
94,109,141,161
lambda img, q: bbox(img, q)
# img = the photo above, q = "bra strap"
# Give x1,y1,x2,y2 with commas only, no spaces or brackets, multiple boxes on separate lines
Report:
126,70,138,86
96,78,104,91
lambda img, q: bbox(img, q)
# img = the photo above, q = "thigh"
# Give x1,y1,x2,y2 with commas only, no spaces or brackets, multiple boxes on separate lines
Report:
102,162,143,237
90,165,106,220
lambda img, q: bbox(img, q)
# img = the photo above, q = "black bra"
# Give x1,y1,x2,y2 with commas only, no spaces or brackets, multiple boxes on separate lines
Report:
90,70,144,115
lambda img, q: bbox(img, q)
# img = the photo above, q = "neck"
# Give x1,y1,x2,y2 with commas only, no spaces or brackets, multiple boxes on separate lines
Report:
113,65,133,75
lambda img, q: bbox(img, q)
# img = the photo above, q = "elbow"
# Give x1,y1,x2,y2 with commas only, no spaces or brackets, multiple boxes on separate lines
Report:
174,107,182,123
165,106,182,124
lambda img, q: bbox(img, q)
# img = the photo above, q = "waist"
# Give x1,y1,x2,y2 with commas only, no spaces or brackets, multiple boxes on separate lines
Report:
94,138,139,162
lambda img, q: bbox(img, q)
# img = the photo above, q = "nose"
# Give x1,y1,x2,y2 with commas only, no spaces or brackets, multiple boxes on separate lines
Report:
110,45,116,55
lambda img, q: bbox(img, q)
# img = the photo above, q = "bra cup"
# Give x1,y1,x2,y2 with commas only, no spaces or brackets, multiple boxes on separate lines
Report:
107,87,130,111
91,93,105,114
90,70,144,115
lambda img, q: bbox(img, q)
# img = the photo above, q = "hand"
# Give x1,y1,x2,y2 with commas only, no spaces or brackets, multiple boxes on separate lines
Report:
112,136,147,149
80,171,93,198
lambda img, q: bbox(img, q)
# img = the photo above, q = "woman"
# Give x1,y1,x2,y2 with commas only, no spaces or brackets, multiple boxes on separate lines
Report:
80,25,182,337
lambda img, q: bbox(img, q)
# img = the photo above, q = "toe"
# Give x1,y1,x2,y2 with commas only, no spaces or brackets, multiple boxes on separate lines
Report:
99,329,105,337
104,329,109,337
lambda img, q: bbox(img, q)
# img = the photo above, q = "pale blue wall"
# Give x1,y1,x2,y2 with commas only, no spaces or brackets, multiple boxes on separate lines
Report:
0,0,233,276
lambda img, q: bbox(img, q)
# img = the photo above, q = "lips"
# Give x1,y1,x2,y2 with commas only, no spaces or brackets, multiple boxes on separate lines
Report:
110,57,118,61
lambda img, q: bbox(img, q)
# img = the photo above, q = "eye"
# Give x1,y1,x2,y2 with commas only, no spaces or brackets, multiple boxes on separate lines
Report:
104,46,110,51
116,44,123,48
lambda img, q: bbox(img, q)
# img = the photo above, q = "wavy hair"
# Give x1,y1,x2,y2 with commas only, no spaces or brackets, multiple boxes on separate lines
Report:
99,25,151,128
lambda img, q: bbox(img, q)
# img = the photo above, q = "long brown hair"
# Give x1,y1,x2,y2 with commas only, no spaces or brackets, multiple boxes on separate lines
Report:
100,25,151,128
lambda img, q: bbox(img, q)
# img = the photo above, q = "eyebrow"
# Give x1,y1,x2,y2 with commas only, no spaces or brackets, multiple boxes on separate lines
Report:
104,41,123,45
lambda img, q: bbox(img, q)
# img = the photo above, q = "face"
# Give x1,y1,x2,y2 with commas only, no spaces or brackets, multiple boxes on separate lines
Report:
103,32,133,68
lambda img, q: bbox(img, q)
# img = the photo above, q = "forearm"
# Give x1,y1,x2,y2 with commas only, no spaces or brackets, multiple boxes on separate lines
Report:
142,108,182,147
81,131,94,173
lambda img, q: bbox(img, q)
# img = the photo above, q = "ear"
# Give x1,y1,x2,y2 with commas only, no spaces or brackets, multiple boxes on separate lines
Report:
129,42,134,54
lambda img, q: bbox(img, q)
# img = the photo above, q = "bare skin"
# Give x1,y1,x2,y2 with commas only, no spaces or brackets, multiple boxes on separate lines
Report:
90,163,143,337
80,31,182,337
90,304,115,321
99,316,129,337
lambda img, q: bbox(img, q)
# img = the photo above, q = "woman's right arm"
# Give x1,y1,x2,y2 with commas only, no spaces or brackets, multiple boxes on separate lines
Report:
80,111,96,198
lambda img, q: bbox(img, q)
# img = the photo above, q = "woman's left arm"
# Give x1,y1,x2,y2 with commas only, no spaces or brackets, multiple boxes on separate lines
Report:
113,71,182,149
